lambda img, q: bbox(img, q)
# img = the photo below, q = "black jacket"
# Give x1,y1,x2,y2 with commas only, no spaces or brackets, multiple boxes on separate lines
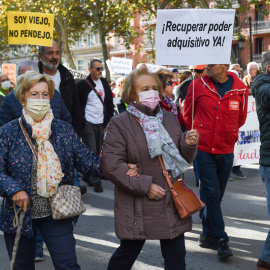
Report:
252,74,270,166
77,75,114,127
38,62,82,137
175,76,193,105
0,91,71,127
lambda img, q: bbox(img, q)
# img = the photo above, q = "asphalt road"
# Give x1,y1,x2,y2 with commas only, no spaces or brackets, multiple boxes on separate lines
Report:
0,164,269,270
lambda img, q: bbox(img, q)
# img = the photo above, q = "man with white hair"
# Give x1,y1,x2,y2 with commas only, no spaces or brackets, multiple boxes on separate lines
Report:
229,64,241,79
243,62,260,94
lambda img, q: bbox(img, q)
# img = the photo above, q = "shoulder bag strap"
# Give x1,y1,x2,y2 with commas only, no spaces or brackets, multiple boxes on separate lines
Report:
85,78,105,108
18,118,38,161
158,155,174,190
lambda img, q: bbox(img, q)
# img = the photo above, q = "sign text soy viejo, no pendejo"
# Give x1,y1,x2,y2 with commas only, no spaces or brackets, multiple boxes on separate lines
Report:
8,12,54,46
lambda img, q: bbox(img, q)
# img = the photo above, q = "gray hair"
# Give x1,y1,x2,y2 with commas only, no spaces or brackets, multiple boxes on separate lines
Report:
17,59,39,76
89,58,102,69
39,41,58,56
262,51,270,74
229,64,240,70
247,61,258,71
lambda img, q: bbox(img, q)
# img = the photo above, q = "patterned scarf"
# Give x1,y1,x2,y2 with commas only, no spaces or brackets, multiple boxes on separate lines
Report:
162,94,178,116
127,104,189,178
23,109,64,197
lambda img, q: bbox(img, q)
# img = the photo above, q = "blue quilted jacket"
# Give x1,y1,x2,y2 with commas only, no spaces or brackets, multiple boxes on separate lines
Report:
0,91,72,127
0,116,101,237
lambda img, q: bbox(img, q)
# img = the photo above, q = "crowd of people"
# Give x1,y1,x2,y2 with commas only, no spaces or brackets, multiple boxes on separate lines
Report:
0,40,269,270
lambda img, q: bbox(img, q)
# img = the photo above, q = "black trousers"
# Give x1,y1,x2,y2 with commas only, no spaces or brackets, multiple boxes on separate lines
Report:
107,234,186,270
82,121,104,185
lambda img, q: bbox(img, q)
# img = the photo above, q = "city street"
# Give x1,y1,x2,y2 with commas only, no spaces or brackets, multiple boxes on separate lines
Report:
0,164,268,270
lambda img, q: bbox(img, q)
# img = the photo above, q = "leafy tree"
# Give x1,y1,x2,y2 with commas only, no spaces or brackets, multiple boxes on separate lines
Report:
0,0,91,69
87,0,138,80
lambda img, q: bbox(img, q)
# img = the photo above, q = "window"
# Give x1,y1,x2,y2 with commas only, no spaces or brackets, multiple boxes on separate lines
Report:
88,34,95,46
77,37,83,47
78,60,84,71
255,4,264,21
255,38,264,54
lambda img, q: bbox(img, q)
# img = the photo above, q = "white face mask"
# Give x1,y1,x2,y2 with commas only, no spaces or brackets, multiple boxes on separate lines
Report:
138,90,160,110
25,99,51,121
1,80,11,90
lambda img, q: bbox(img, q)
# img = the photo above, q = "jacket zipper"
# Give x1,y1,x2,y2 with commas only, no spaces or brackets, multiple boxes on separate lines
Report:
201,77,246,112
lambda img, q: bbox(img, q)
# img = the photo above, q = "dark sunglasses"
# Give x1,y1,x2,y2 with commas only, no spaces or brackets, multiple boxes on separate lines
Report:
165,81,173,86
194,68,206,73
95,67,104,71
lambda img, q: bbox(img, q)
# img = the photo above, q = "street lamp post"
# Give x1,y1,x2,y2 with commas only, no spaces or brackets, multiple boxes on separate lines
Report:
249,17,253,61
238,37,245,68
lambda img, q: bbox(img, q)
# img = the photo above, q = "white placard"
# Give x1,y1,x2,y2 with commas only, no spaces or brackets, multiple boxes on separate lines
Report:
155,9,235,65
111,57,133,75
236,96,260,165
145,63,165,72
68,69,87,79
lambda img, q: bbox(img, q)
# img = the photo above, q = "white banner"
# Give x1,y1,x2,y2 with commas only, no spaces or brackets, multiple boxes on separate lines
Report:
236,96,260,165
155,9,235,65
68,69,87,79
111,57,133,75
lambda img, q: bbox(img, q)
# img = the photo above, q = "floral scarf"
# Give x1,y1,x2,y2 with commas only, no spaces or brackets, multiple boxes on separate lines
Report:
23,109,64,197
127,104,189,177
162,94,178,116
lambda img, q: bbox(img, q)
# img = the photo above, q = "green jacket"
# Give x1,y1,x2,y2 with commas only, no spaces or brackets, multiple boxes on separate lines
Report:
252,74,270,166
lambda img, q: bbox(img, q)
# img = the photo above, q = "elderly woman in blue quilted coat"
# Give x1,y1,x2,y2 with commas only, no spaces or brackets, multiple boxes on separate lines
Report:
0,71,133,270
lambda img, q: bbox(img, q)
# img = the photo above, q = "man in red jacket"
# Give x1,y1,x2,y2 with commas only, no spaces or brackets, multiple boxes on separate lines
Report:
183,64,248,261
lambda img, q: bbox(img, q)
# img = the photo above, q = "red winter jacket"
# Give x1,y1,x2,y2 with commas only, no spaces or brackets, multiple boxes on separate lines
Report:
183,71,249,154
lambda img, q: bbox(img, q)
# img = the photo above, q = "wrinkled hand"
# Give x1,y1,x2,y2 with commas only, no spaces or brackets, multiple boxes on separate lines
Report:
11,191,29,213
179,98,185,115
127,163,139,178
185,129,199,146
146,184,166,200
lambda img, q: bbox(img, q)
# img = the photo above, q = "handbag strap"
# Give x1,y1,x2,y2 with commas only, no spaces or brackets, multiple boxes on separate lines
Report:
158,155,174,190
85,78,105,108
18,118,38,161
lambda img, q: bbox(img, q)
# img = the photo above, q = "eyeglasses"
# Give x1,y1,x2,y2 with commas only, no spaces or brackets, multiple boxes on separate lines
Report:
95,67,104,71
248,68,256,71
194,68,205,74
165,81,173,86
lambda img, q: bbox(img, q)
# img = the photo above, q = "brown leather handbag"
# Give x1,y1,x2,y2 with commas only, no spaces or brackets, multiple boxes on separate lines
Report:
158,155,205,219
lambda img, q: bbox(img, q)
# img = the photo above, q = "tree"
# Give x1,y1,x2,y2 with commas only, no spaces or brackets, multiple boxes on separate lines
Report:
0,0,91,69
87,0,138,80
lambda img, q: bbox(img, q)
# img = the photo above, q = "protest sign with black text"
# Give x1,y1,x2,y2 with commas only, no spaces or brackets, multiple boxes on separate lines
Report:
8,12,54,46
155,9,235,65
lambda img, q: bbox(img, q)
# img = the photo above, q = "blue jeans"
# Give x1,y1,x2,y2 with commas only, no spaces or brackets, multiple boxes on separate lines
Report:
196,150,233,242
193,158,200,181
74,168,81,187
36,228,43,247
4,215,80,270
259,166,270,263
107,234,186,270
